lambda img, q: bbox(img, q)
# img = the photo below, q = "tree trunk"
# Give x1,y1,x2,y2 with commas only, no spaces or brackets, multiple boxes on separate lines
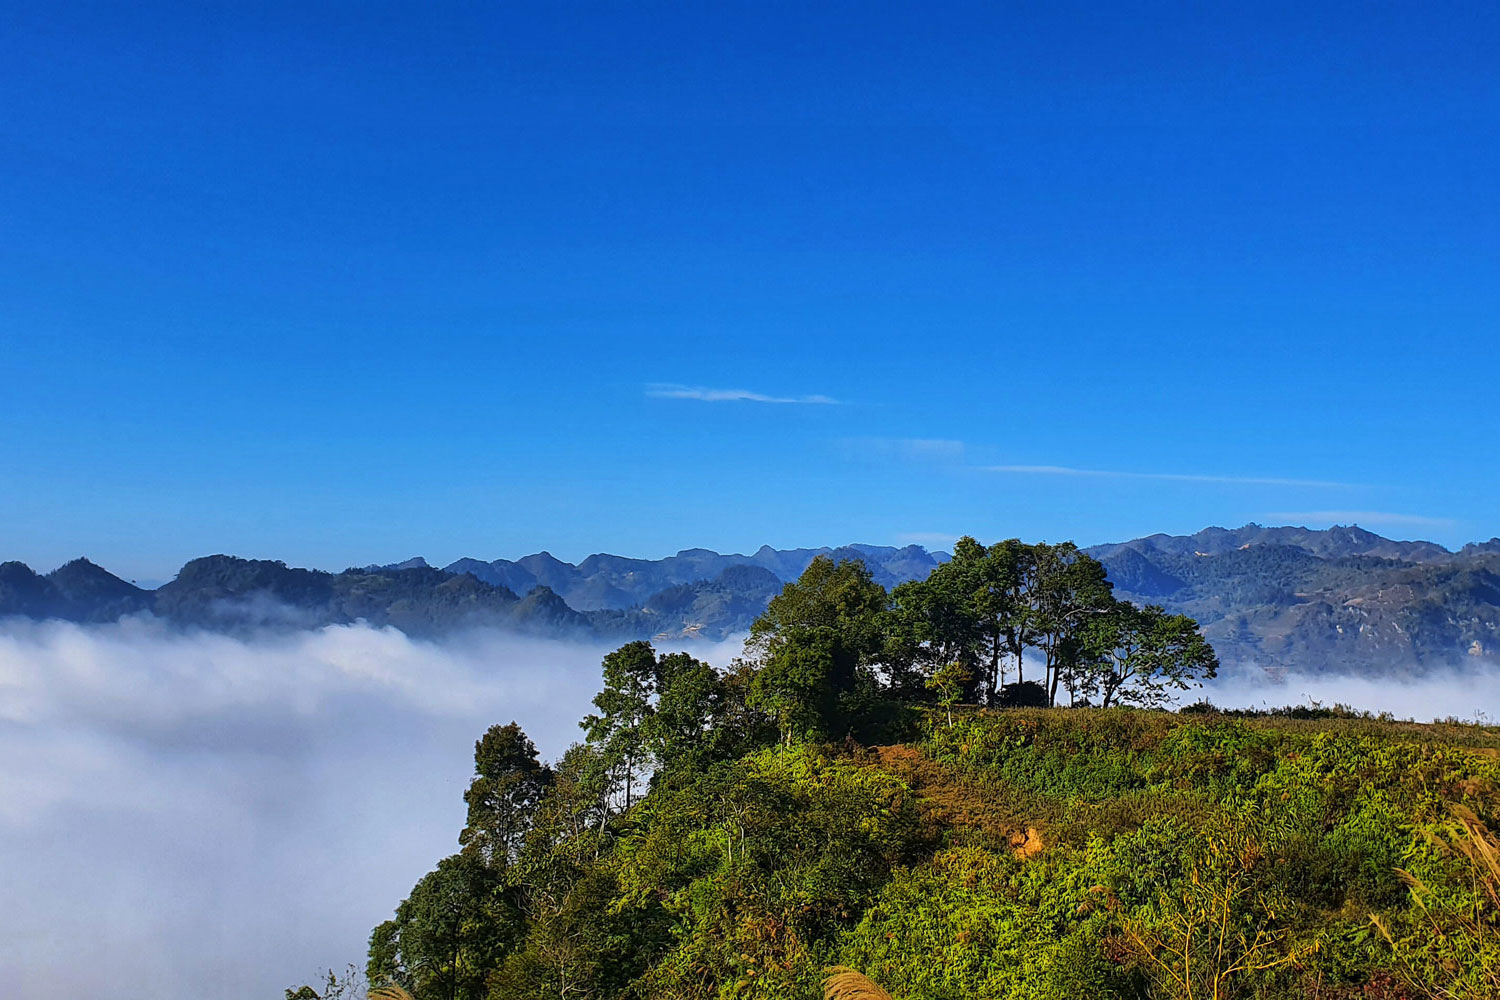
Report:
988,639,1001,702
1102,671,1124,709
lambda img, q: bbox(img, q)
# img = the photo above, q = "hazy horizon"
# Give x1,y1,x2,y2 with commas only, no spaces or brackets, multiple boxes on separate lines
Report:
11,519,1500,590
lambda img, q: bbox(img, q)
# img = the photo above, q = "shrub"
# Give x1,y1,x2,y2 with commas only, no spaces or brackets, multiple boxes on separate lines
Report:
996,681,1050,708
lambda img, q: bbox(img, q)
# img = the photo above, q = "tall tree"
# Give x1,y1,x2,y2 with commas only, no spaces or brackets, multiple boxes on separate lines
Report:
642,650,730,774
367,852,518,1000
459,722,552,867
977,538,1032,698
1078,600,1219,708
582,641,658,810
1030,543,1115,706
887,537,987,699
525,742,615,854
888,538,1111,705
746,556,889,743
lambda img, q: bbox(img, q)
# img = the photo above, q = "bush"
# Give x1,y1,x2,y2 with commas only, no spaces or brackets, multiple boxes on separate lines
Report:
837,846,1138,1000
996,681,1050,708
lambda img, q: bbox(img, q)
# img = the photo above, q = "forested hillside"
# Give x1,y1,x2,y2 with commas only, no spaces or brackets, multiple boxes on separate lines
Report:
1086,526,1500,674
344,551,1500,1000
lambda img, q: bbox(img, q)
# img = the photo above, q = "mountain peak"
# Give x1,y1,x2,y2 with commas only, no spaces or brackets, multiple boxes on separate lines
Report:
0,560,43,579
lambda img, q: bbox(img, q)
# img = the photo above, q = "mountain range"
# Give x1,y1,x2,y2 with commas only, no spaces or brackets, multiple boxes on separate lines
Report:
1087,524,1500,675
4,525,1500,675
0,543,944,643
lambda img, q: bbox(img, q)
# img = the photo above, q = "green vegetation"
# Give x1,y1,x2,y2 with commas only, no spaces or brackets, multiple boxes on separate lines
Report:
350,542,1500,1000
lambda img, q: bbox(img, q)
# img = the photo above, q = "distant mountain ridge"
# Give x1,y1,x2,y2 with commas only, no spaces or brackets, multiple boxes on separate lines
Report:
1083,524,1500,675
5,526,1500,675
1087,523,1459,565
0,543,946,642
441,543,944,612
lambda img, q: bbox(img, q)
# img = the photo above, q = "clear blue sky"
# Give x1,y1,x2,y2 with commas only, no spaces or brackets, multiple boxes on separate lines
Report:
3,1,1497,581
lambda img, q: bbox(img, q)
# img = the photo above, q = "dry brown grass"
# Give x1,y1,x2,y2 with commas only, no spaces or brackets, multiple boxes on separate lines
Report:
870,744,1045,853
1446,805,1500,907
1374,805,1500,999
823,966,894,1000
367,986,415,1000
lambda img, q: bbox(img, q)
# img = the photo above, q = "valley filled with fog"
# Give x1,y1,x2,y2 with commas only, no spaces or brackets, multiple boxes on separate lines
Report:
0,619,739,998
0,618,1496,999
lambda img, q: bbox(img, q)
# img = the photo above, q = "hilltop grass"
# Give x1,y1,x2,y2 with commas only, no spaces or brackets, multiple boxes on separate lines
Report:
454,708,1500,999
622,708,1500,999
829,708,1500,1000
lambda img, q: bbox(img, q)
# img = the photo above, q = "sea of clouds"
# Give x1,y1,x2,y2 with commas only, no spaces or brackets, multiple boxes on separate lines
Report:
1199,661,1500,723
0,618,742,1000
0,617,1496,999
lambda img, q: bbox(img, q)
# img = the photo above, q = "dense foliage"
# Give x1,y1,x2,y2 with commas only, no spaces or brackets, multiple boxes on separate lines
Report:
344,547,1500,1000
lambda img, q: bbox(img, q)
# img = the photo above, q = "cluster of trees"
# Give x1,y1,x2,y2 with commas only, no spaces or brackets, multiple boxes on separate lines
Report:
363,643,776,1000
749,538,1218,743
887,537,1218,710
353,539,1222,1000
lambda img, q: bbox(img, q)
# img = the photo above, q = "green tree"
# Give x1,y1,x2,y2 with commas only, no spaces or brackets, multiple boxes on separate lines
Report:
746,556,889,743
527,742,614,848
925,660,973,727
498,741,672,1000
367,852,518,1000
887,537,986,698
642,650,731,773
1030,543,1114,706
459,722,551,866
977,538,1033,698
894,540,1115,706
581,642,747,804
582,641,658,810
1078,601,1219,708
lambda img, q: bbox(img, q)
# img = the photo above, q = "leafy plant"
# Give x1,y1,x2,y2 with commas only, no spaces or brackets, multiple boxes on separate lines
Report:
1374,806,1500,999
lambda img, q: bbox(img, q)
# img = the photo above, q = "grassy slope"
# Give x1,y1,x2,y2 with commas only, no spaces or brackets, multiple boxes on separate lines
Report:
599,709,1500,1000
848,709,1500,999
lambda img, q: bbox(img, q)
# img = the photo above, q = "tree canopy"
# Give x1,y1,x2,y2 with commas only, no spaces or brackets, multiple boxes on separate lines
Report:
363,537,1245,1000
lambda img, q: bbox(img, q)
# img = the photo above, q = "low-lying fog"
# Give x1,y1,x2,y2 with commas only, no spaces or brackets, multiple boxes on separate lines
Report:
0,618,742,999
1201,666,1500,723
1,619,1496,999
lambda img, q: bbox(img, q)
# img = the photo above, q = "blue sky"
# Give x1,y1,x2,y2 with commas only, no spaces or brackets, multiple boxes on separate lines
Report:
3,1,1497,581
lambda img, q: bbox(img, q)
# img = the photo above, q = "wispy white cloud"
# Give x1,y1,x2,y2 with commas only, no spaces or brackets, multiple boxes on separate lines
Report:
844,438,1360,490
841,437,965,461
1265,510,1457,529
894,438,964,458
646,383,840,405
982,464,1355,489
